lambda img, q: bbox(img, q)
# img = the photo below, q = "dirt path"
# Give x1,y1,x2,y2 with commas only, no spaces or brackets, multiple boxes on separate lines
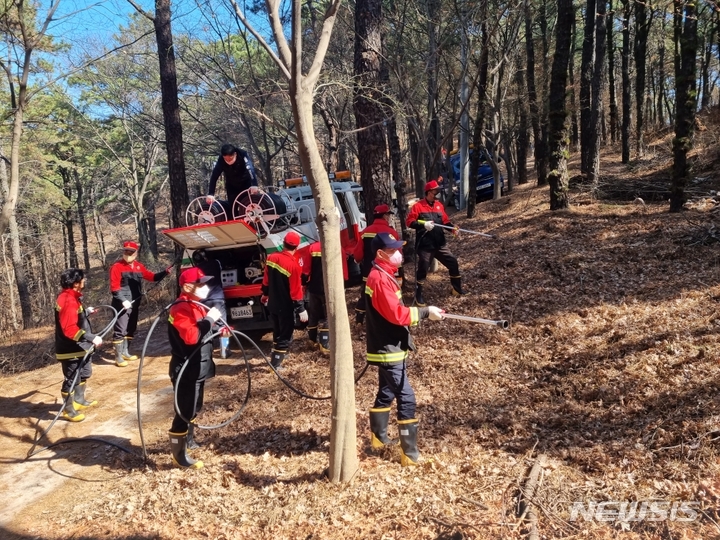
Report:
0,328,203,535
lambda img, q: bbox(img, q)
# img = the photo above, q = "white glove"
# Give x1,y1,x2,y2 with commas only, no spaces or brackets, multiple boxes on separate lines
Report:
206,194,216,205
92,335,103,347
206,307,222,323
428,306,445,321
298,310,309,323
86,306,96,315
424,221,435,231
122,300,133,310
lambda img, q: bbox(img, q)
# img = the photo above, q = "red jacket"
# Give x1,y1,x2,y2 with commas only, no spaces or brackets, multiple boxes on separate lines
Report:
353,217,399,279
110,259,167,302
55,288,96,361
364,259,428,363
167,293,215,381
262,249,305,315
303,240,349,296
406,197,452,251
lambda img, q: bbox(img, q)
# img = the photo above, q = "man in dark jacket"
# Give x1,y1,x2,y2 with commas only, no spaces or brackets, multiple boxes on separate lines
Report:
364,232,444,466
406,179,467,306
206,143,258,212
261,231,307,370
55,268,103,422
352,203,399,325
167,267,222,470
109,241,171,367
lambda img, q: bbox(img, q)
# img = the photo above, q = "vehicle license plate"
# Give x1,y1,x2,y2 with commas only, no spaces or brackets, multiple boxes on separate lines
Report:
230,305,253,319
477,182,492,190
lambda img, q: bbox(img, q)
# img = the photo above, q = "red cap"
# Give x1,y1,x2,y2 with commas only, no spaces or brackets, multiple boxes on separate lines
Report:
123,241,139,251
179,267,213,287
425,180,440,192
284,231,301,248
373,204,395,215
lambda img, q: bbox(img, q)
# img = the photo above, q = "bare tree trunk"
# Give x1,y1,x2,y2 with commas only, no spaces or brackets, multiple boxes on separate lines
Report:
525,0,548,186
0,235,18,330
569,16,580,150
354,0,392,210
658,11,668,127
580,0,596,175
468,21,489,218
621,0,632,163
607,0,619,142
74,170,91,270
634,0,651,157
547,0,574,210
588,0,607,186
670,0,698,212
701,21,715,109
516,60,529,185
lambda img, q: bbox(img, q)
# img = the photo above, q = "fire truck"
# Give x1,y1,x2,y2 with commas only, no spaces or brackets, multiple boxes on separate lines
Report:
162,171,366,338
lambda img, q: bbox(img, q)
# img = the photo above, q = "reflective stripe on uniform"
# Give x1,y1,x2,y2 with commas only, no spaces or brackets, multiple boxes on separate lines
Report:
267,260,291,277
367,350,408,363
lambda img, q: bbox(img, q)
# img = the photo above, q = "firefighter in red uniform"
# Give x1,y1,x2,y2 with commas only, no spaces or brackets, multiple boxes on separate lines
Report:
261,231,308,370
55,268,103,422
167,267,222,470
303,237,348,352
364,232,444,466
353,203,399,324
109,241,172,367
406,179,468,306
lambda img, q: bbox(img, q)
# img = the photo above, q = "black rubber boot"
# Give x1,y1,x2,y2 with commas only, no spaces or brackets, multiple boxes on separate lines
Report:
398,419,420,467
61,392,85,422
450,277,469,296
318,321,330,353
169,431,203,469
186,422,201,450
270,350,286,371
369,407,396,449
122,338,138,361
307,325,318,344
73,381,98,409
415,284,426,307
113,341,127,367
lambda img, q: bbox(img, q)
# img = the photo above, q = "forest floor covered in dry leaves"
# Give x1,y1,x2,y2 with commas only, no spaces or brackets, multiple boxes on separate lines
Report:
5,129,720,539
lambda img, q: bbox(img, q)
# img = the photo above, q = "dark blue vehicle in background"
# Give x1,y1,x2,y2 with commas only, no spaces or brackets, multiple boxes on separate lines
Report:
448,149,504,207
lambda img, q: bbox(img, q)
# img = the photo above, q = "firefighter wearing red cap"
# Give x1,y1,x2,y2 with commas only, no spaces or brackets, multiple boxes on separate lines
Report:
109,241,173,367
261,231,307,370
406,179,467,306
352,203,399,324
364,232,445,466
167,267,222,469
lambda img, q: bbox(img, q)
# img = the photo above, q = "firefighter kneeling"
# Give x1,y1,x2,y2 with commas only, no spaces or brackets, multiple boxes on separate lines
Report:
364,232,444,466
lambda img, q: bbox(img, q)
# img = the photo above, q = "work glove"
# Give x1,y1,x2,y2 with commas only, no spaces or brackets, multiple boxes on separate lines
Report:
298,310,309,323
206,194,216,205
452,226,460,238
92,335,103,347
428,306,445,321
423,220,435,231
261,295,269,306
122,300,133,311
206,307,222,323
86,306,96,316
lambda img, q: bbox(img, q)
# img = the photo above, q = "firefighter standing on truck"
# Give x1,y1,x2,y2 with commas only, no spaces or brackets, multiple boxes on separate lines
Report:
364,232,445,466
109,241,172,367
353,203,399,325
167,267,222,470
406,179,468,306
261,231,308,370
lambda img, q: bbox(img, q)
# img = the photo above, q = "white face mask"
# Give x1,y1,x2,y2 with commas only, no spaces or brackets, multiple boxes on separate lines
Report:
388,250,403,267
194,284,210,300
123,252,137,263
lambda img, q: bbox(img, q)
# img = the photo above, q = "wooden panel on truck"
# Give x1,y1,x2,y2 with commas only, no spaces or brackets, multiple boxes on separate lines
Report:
162,220,259,250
